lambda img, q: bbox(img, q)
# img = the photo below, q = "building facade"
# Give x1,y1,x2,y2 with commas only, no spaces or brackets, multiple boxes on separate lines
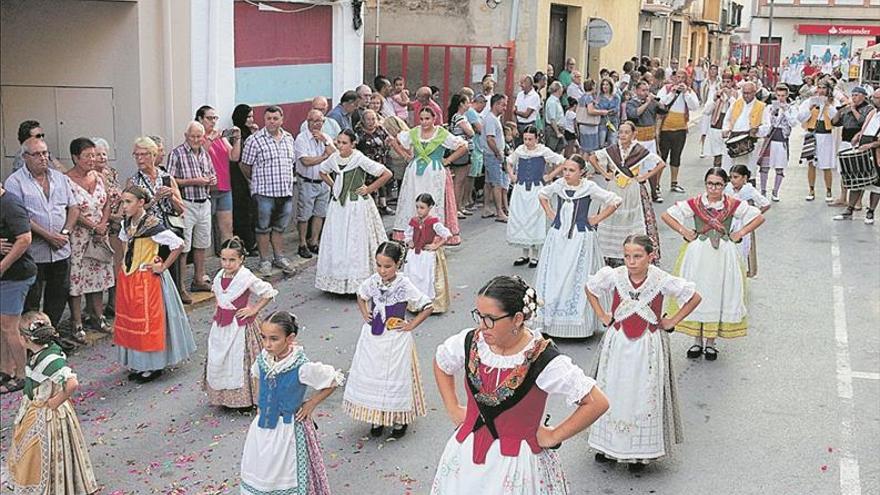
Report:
1,0,363,179
739,0,880,64
638,0,743,66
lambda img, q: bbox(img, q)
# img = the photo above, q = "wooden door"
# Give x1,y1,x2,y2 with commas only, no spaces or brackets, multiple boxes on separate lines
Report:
548,5,567,76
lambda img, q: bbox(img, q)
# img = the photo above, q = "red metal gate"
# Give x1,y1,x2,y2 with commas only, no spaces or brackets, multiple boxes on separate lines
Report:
730,42,781,87
364,42,516,120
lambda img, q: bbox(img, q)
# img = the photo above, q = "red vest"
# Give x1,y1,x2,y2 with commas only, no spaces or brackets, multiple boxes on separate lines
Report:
213,278,255,326
611,278,664,340
409,216,439,254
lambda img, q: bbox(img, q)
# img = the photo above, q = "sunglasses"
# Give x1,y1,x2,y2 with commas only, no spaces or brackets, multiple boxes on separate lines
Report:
32,133,46,139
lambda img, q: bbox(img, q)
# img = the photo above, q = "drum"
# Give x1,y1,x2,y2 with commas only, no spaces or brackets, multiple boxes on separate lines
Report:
801,132,816,160
838,148,879,190
725,134,755,158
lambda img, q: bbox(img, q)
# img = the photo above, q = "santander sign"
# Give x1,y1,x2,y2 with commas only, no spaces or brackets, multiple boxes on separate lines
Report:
797,24,880,36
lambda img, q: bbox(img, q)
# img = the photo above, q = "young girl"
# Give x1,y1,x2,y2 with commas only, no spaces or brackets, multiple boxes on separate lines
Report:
534,155,621,338
725,165,771,278
586,236,701,471
404,193,452,313
590,121,666,267
7,311,98,495
114,186,196,382
506,125,565,267
240,311,343,495
205,237,277,409
661,167,765,361
343,241,433,438
316,129,393,294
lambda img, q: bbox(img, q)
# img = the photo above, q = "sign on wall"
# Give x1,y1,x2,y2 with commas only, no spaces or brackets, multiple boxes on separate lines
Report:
797,24,880,37
586,18,613,48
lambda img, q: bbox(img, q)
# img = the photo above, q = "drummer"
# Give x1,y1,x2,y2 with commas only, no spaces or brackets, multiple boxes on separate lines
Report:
834,88,880,225
722,81,767,181
831,86,871,207
756,84,799,201
797,80,839,202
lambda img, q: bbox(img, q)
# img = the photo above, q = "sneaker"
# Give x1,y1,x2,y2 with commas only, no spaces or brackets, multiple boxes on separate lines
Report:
654,194,664,203
670,184,686,193
258,260,273,278
274,257,296,275
771,193,780,202
297,245,313,259
805,192,815,201
866,210,875,225
824,192,834,203
833,209,853,221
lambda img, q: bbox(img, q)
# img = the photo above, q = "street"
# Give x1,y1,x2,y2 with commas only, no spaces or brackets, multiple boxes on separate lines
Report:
2,126,878,495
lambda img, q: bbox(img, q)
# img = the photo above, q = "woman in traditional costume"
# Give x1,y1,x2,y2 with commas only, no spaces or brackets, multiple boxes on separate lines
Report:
505,125,565,267
533,155,622,338
586,235,701,471
661,167,765,361
7,311,98,495
239,311,344,495
388,107,467,246
114,185,196,382
343,241,434,439
590,121,666,267
431,275,609,494
315,129,392,294
403,193,452,313
205,237,277,409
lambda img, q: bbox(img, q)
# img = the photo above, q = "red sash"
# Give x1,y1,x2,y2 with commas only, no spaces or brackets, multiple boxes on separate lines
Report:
687,195,740,236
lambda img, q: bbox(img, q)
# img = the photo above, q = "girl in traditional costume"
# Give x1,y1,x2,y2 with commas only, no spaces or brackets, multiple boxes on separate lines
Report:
316,129,393,294
591,121,666,267
388,107,467,246
586,235,701,471
7,311,98,495
725,165,771,278
533,155,622,338
343,241,433,439
114,186,196,382
432,275,609,494
505,125,565,267
661,167,765,361
205,237,277,409
239,311,343,495
403,193,452,313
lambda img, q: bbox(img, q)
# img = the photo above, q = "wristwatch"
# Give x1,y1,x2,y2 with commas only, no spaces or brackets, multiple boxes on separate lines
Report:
60,229,71,236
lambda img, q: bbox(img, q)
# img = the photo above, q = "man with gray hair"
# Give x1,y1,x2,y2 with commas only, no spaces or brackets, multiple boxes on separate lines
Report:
411,86,443,126
293,109,334,259
299,96,341,138
352,84,373,129
514,74,541,143
167,121,216,299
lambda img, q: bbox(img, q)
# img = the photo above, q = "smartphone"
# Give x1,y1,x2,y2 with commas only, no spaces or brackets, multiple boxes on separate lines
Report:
222,128,235,139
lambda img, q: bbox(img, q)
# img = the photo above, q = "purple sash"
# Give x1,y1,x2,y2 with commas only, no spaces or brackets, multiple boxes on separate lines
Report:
370,301,407,335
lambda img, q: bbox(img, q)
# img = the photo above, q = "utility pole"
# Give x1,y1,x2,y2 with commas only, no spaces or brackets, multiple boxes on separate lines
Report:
767,0,775,66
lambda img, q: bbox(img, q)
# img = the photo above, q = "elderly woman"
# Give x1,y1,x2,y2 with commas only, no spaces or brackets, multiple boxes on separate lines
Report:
355,109,394,215
66,138,115,335
126,137,188,302
196,105,241,243
92,137,124,318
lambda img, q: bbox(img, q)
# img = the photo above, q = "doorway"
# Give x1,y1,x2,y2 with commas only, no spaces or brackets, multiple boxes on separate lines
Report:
548,5,568,76
671,21,682,64
641,30,652,58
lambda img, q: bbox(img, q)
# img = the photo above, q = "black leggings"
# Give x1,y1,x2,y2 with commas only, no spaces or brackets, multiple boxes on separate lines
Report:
658,130,687,168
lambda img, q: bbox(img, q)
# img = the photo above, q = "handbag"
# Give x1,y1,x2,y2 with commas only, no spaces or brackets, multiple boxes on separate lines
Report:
576,103,601,127
83,235,114,263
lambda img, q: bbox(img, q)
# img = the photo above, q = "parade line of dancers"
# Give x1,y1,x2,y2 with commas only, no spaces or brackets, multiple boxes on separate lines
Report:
7,147,773,494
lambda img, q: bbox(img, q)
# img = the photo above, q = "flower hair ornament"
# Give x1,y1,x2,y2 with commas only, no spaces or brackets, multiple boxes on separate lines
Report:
513,276,543,316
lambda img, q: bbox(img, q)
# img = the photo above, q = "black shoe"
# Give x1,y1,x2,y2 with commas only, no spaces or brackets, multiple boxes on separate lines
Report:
298,245,313,259
703,346,718,361
594,452,611,463
370,425,385,437
528,259,538,268
308,244,320,255
513,257,530,266
132,369,163,383
686,344,703,359
378,206,396,216
628,463,646,473
103,305,115,318
390,424,408,439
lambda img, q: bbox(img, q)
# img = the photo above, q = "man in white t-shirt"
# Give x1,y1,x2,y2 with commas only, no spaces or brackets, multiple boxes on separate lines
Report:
514,74,541,144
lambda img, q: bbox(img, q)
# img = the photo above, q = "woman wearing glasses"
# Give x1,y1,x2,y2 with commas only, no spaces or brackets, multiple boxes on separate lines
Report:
660,167,765,361
432,275,609,494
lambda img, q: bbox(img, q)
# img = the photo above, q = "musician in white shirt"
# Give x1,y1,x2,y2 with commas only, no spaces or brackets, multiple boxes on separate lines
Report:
722,82,766,177
797,81,839,202
756,85,800,201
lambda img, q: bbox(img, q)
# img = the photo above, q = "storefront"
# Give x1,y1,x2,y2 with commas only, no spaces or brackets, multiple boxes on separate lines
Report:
797,24,880,60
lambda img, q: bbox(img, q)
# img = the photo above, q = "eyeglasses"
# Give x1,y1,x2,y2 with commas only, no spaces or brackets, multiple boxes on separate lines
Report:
31,133,46,139
204,116,219,121
132,151,153,158
25,150,49,157
471,308,512,329
705,181,726,189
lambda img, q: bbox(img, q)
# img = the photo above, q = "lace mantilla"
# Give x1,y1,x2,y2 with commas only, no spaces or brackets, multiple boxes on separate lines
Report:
257,347,308,378
467,330,551,407
611,265,668,325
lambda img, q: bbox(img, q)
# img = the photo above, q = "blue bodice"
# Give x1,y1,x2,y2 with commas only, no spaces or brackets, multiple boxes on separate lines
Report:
257,364,307,429
551,190,595,237
517,156,546,191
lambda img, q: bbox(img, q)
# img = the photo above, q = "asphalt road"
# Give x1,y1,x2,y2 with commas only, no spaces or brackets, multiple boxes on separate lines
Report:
2,125,878,495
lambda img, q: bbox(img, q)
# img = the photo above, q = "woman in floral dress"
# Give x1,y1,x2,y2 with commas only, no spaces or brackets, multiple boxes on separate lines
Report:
66,138,115,336
93,137,123,317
